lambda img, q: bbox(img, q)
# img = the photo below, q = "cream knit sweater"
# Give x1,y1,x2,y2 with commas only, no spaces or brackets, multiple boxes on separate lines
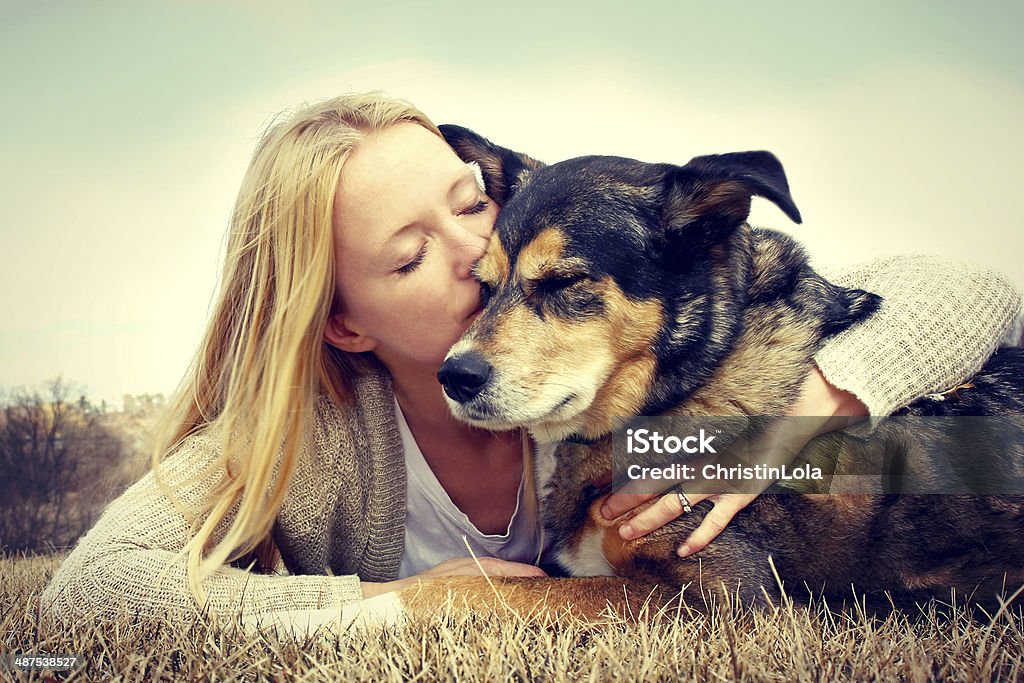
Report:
41,256,1022,624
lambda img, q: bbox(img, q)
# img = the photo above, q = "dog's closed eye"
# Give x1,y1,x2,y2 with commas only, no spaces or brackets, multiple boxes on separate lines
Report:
540,273,588,293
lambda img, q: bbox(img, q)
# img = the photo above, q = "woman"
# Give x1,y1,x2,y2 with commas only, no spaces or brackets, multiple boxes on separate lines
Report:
42,92,1021,625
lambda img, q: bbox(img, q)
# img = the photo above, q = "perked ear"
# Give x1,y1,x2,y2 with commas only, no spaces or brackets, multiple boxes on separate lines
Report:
439,124,545,204
662,151,802,255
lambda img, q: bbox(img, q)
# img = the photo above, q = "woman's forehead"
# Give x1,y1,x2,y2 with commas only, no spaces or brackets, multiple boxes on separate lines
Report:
332,123,470,247
348,123,456,183
340,125,458,204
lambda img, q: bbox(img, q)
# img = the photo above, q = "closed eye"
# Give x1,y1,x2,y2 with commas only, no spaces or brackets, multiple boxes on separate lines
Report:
459,199,490,216
528,271,602,318
540,273,587,293
396,244,427,275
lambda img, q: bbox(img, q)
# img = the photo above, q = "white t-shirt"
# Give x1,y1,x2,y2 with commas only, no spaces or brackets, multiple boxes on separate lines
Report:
395,399,557,578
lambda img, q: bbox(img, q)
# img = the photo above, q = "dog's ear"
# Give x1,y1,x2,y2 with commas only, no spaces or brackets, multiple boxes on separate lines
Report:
439,124,545,204
662,151,802,255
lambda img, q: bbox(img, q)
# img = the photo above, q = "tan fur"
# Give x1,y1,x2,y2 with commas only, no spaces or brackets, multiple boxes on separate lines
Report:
477,302,602,374
516,227,567,282
468,262,662,439
475,232,509,284
397,575,675,623
574,282,663,439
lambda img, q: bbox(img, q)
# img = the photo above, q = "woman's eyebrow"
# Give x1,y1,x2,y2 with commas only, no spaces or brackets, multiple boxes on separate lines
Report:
449,168,479,197
378,223,420,255
372,169,483,267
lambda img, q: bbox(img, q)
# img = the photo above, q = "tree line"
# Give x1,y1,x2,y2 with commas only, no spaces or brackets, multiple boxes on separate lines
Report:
0,378,147,554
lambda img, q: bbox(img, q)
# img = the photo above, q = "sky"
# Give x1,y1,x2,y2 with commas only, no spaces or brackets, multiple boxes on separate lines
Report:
1,0,1022,406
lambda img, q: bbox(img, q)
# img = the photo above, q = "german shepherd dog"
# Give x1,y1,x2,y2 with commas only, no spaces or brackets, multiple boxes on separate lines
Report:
358,127,1024,625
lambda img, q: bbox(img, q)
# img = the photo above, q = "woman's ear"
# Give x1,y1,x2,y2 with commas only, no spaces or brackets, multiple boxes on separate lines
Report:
324,314,377,353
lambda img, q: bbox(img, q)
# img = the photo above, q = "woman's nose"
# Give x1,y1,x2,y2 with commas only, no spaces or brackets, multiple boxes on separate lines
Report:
448,224,491,279
453,238,488,279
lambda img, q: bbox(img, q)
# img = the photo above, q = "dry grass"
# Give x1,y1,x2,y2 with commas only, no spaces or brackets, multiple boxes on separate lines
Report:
3,553,1024,682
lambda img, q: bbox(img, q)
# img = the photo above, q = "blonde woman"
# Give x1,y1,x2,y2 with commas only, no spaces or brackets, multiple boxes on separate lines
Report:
42,92,1021,627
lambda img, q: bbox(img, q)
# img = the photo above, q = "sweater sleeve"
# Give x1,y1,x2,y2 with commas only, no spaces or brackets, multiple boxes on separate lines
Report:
813,255,1023,416
39,431,365,627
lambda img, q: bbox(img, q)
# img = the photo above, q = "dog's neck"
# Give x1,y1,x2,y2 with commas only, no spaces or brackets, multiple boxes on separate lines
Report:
666,231,824,419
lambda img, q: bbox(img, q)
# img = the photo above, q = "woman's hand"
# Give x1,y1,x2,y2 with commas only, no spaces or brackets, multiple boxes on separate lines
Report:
600,366,867,557
361,557,547,598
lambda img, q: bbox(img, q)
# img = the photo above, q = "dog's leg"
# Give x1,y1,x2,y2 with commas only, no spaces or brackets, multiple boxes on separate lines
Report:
242,577,691,635
392,575,687,624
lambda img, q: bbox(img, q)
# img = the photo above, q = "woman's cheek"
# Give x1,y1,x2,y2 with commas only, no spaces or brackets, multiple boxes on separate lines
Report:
400,271,445,316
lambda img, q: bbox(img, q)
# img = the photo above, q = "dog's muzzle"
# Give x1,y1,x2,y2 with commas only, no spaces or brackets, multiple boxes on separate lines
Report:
437,353,492,403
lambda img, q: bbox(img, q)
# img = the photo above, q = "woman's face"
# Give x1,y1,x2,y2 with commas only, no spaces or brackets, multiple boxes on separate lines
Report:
328,123,499,373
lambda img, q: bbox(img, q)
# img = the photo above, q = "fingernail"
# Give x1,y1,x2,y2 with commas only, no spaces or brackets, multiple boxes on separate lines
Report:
619,524,634,540
601,503,612,519
677,545,691,558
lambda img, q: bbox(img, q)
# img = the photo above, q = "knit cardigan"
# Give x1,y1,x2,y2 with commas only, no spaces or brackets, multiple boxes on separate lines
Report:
41,256,1023,624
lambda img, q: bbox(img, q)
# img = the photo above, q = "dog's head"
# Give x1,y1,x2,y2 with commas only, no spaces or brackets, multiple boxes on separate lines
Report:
437,125,863,442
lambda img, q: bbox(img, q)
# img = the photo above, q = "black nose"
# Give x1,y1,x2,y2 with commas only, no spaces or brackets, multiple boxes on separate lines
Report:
438,353,492,403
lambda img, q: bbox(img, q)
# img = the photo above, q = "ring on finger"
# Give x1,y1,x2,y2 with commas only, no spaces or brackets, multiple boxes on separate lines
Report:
675,487,693,514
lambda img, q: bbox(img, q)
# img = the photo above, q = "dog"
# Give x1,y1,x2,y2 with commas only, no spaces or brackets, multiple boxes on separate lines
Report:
356,126,1024,626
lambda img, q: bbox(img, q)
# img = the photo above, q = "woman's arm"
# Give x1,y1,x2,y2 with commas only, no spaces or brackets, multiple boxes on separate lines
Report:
40,434,364,626
41,401,547,630
814,255,1022,415
604,255,1023,551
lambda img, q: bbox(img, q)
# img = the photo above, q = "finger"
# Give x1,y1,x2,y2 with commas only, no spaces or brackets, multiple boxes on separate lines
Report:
498,562,548,578
601,490,659,519
602,474,691,519
480,558,547,578
520,565,548,577
676,494,757,557
619,490,709,540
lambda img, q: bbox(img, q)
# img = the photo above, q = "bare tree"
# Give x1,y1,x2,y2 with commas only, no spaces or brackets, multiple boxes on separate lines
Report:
0,378,126,553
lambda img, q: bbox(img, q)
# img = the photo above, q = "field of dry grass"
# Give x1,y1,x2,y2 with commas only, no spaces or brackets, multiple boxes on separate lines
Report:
3,553,1023,682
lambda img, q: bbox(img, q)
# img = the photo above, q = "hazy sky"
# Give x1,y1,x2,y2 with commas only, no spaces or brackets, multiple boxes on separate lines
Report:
2,1,1022,405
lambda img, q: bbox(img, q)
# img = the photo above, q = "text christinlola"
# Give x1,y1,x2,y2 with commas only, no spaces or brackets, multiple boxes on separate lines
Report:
625,463,824,482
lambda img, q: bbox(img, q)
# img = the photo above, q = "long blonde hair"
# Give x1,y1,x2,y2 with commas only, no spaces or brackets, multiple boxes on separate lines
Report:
152,92,440,603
